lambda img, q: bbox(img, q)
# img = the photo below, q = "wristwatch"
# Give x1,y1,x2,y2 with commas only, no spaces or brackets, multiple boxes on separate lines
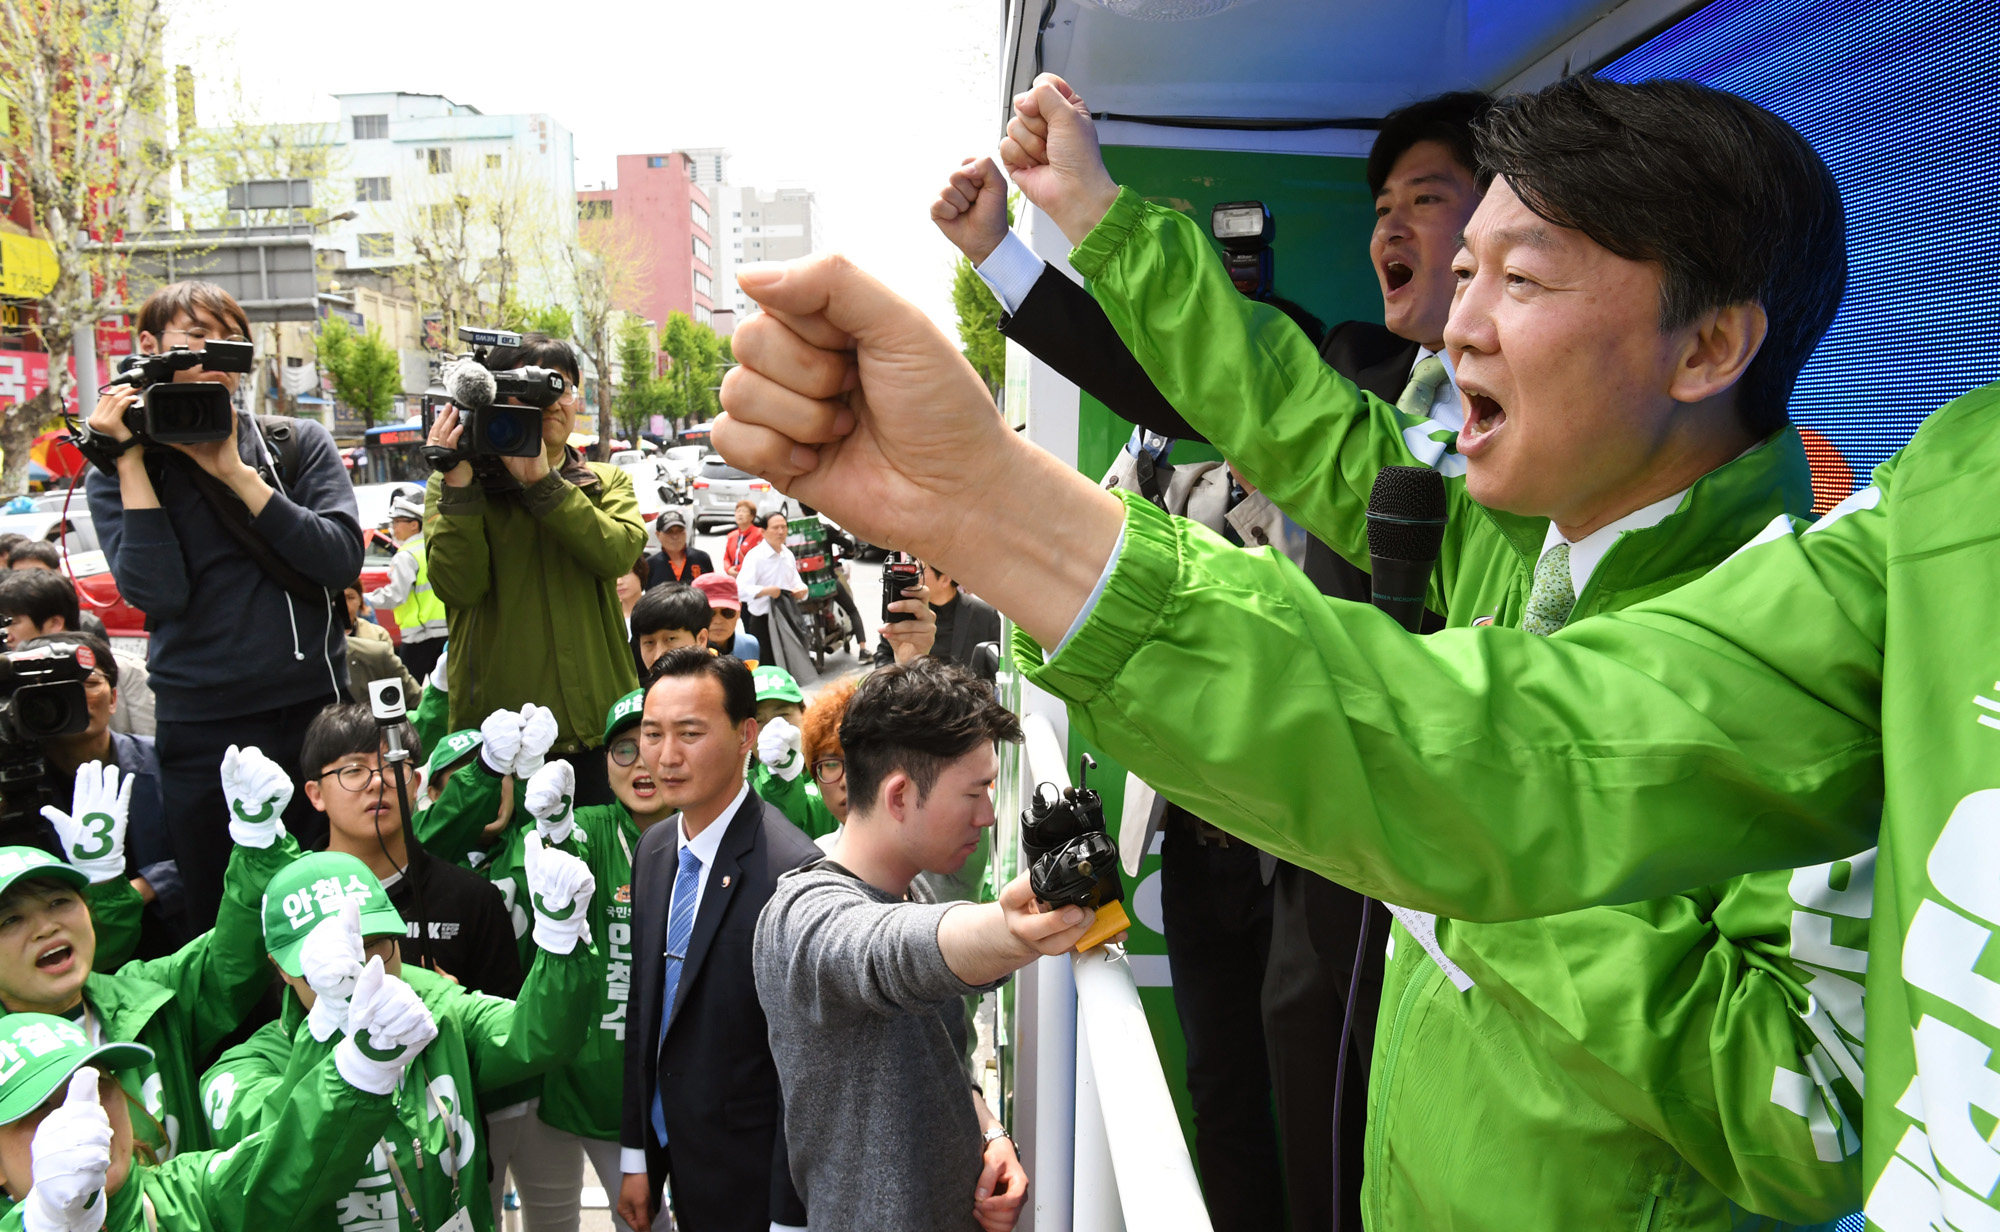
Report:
982,1124,1012,1147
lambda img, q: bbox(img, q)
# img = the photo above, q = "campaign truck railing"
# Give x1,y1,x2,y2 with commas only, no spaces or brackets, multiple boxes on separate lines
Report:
1016,710,1212,1232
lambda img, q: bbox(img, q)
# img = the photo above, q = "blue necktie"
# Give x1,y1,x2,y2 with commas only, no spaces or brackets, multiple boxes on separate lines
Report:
651,843,704,1144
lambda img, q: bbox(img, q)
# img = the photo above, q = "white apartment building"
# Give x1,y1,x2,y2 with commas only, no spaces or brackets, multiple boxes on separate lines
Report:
710,184,823,319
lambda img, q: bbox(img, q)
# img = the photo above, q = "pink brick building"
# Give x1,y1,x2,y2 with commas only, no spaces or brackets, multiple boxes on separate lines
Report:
578,152,717,328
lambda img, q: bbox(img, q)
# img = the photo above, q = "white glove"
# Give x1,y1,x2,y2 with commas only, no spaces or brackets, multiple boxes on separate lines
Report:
219,745,292,848
22,1070,112,1232
40,763,132,883
426,648,449,691
757,716,804,782
515,703,560,778
523,761,577,845
301,899,366,1042
480,708,526,776
523,832,595,955
334,958,439,1096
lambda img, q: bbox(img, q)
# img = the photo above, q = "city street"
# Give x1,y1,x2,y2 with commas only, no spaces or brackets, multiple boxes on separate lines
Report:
692,521,887,676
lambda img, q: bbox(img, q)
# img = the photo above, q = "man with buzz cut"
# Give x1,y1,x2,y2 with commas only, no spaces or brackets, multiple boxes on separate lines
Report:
713,73,1867,1230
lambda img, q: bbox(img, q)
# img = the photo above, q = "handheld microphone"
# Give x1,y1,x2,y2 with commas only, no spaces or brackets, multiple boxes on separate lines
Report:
1365,465,1448,633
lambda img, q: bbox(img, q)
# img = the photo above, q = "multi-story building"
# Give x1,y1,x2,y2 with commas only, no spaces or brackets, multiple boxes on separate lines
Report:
710,185,822,321
576,152,717,327
326,92,576,289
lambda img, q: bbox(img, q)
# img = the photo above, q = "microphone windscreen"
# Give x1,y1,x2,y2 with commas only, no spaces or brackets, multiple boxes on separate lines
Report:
1366,465,1448,563
445,359,497,409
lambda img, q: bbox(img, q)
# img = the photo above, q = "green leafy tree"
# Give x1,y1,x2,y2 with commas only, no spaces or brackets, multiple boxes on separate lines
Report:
952,256,1005,402
315,316,401,430
500,294,574,341
659,311,724,431
611,316,670,442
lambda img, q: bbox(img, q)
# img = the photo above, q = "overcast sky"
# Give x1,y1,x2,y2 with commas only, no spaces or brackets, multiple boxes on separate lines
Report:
168,0,1005,334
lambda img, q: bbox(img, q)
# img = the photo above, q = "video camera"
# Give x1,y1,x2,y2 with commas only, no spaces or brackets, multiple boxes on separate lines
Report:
421,326,568,464
70,341,255,472
0,645,94,839
1020,779,1131,952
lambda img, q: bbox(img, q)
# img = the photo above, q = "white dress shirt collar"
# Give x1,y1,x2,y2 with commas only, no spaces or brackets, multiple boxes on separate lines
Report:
1410,346,1466,433
1537,487,1691,600
680,779,750,868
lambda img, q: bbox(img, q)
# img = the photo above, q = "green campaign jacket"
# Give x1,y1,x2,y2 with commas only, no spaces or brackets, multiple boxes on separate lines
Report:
1034,187,1867,1228
200,942,596,1232
415,760,532,968
1028,370,2000,1222
536,801,644,1141
426,457,646,752
1,1051,399,1232
751,760,837,840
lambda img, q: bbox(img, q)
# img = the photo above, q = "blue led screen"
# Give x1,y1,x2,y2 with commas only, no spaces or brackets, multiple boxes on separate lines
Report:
1603,0,1999,508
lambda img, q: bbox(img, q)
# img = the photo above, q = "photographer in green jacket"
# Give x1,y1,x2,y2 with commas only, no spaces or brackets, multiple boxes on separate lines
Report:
424,333,647,808
711,73,1870,1232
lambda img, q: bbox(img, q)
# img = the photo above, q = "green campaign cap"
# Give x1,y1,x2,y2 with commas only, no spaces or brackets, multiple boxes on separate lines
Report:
261,853,406,977
752,665,804,706
0,847,89,900
604,689,646,743
427,728,485,778
0,1014,152,1126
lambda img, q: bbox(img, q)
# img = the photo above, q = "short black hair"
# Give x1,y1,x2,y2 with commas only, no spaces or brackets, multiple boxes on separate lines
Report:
1474,76,1845,435
0,569,78,632
645,647,756,726
0,535,27,559
631,583,712,640
300,702,419,778
841,658,1022,812
22,632,117,690
483,332,581,385
8,541,61,570
1368,91,1492,197
759,510,788,532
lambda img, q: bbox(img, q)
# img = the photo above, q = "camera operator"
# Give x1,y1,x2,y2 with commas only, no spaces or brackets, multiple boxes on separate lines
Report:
425,333,647,809
0,570,154,738
84,281,361,931
19,632,185,956
754,659,1102,1232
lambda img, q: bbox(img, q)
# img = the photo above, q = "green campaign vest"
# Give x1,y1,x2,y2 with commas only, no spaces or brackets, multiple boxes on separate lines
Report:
394,538,446,630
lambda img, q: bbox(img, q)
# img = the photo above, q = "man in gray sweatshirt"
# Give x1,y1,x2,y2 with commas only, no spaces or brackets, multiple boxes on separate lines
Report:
754,659,1108,1232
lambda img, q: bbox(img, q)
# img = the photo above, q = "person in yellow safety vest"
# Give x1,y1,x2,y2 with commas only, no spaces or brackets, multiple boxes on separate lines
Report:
364,493,448,683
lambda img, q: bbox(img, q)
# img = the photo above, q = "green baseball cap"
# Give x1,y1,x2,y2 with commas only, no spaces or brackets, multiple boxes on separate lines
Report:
426,728,484,779
752,665,804,706
261,853,406,977
0,1014,152,1125
604,689,645,743
0,847,89,900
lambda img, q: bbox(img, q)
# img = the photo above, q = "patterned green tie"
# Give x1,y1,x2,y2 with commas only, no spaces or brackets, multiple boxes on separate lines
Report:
1397,356,1451,417
1523,542,1576,636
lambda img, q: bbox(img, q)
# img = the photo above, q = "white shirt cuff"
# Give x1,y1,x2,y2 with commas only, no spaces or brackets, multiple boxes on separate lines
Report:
620,1147,649,1175
975,230,1046,317
1055,526,1125,655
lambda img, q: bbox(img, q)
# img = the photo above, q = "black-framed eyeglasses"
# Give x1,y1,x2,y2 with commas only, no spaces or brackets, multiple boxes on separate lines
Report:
812,757,844,785
319,762,413,791
160,328,250,347
609,737,641,767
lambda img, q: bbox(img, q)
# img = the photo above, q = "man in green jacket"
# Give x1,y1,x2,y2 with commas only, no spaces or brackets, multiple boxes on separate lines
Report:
994,70,1864,1228
0,995,433,1232
0,744,300,1171
706,75,1877,1232
423,332,647,806
200,845,597,1232
517,690,671,1232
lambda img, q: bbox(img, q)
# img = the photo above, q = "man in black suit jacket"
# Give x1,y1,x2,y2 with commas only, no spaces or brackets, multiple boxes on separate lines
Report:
931,91,1488,1232
617,647,820,1232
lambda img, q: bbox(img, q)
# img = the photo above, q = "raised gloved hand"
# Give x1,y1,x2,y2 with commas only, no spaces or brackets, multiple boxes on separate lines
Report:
220,744,292,848
480,708,526,776
523,761,577,846
21,1070,112,1232
334,957,439,1096
41,763,132,883
523,832,595,955
300,899,366,1042
514,703,560,778
757,716,804,781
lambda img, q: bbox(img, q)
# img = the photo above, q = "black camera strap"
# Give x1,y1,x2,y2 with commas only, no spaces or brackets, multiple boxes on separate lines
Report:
172,444,329,605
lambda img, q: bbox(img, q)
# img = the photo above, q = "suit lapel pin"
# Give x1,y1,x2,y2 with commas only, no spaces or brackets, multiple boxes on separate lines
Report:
721,875,732,888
